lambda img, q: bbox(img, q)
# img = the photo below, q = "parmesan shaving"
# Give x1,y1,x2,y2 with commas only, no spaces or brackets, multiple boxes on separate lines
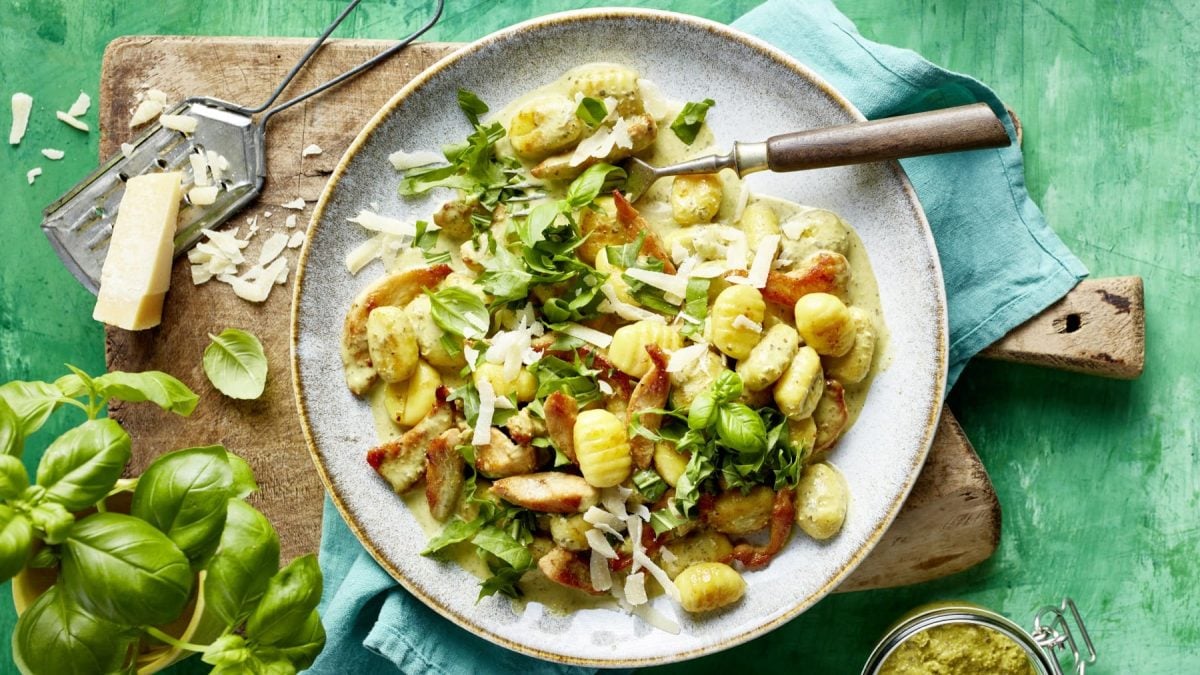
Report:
667,342,710,373
559,322,613,348
129,99,163,128
463,345,480,370
345,235,384,275
56,111,89,132
585,529,617,559
624,572,648,606
597,380,614,396
26,167,41,184
67,92,91,118
659,547,677,564
285,214,298,229
637,78,672,121
625,267,689,298
732,182,751,223
159,114,197,134
726,234,778,289
347,210,415,238
190,152,211,187
583,506,623,531
601,486,632,520
40,148,64,160
732,315,763,333
259,233,289,266
388,149,446,171
301,143,323,157
287,231,305,249
631,603,681,635
568,117,633,167
472,379,497,446
633,549,680,602
590,549,613,592
600,283,665,323
10,93,32,145
190,265,213,285
781,218,804,240
282,198,307,211
188,186,219,206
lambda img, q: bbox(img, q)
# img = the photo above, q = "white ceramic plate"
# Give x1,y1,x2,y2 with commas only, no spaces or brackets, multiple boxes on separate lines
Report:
292,8,947,667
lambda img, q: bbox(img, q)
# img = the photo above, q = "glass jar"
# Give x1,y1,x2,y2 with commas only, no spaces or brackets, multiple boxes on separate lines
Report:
861,598,1096,675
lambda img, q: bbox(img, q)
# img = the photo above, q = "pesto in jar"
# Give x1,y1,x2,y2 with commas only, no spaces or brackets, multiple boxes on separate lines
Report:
879,623,1037,675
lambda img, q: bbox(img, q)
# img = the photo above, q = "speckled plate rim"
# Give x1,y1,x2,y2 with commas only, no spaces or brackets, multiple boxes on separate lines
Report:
291,7,948,667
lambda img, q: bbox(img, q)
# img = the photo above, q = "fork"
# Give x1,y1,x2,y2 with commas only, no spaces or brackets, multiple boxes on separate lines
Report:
622,102,1011,202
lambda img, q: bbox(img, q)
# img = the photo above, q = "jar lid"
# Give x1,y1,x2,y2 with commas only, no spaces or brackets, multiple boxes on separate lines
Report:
860,598,1096,675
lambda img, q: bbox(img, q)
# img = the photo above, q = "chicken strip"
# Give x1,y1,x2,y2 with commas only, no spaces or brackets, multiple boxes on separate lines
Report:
475,428,540,479
537,547,604,595
491,472,600,513
626,344,669,469
543,391,579,464
425,429,466,522
366,388,454,493
760,251,850,307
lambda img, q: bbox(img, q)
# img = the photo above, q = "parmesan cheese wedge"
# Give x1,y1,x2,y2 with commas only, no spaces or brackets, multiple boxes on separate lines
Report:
92,172,182,330
10,93,32,145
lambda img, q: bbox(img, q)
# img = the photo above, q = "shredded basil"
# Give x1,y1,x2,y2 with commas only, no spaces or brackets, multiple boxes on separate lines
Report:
670,98,716,145
576,97,608,127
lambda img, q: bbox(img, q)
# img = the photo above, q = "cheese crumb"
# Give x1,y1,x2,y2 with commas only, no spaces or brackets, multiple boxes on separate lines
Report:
287,231,305,249
189,152,211,187
9,93,32,145
188,185,220,206
732,315,763,333
206,151,229,182
285,214,297,229
301,143,323,157
160,114,197,134
281,198,306,210
129,100,163,128
120,143,136,158
26,167,41,185
56,111,89,132
66,92,91,118
146,89,169,105
40,148,64,160
259,233,289,266
388,149,445,171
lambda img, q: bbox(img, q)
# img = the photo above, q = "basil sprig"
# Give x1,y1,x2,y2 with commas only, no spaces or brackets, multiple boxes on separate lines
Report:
670,98,716,144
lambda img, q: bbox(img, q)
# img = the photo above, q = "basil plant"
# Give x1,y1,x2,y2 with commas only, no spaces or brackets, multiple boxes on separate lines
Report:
0,366,325,674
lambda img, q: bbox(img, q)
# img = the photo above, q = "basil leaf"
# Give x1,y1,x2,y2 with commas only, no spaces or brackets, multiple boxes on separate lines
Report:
0,504,32,581
680,278,710,339
0,380,67,438
649,506,692,536
274,608,326,670
245,554,324,646
478,564,525,601
29,501,74,545
517,202,559,248
131,445,233,564
399,164,473,196
205,499,281,626
576,96,608,126
716,403,767,456
203,328,269,400
13,586,137,675
227,452,259,499
633,469,668,503
563,163,625,211
0,396,22,457
670,98,716,145
201,634,251,669
688,392,718,430
36,419,131,511
428,288,489,340
423,516,485,557
93,370,199,416
673,450,715,517
61,512,193,626
0,454,29,500
605,232,645,269
472,525,532,571
457,88,490,126
711,370,743,405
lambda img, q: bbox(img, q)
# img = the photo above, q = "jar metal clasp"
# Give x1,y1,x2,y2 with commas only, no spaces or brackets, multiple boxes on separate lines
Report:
1030,598,1097,675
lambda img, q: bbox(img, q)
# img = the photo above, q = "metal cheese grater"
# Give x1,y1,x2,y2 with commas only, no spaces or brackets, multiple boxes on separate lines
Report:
42,0,445,294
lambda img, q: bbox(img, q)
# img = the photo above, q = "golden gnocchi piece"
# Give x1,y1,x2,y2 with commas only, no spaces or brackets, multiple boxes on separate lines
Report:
573,409,632,488
675,562,746,613
794,462,849,540
668,348,727,409
662,531,733,579
608,320,682,378
739,201,781,249
653,442,690,487
736,323,800,392
563,62,644,117
773,346,825,419
548,514,592,552
708,486,775,535
823,307,877,384
473,363,538,402
780,208,851,260
396,360,443,427
671,174,723,225
508,94,585,159
710,285,765,360
793,292,855,357
787,416,817,464
366,306,419,384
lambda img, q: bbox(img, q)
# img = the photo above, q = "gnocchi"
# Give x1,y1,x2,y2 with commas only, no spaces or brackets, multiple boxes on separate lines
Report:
573,409,632,488
710,285,766,359
736,323,800,392
739,202,780,249
508,94,584,159
773,346,825,419
653,442,690,487
671,174,723,225
794,462,849,540
608,320,683,378
366,306,419,383
824,307,877,384
662,531,734,579
793,292,855,357
675,562,746,613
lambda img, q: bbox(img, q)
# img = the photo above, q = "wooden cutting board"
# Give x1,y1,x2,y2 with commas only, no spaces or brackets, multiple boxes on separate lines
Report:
98,37,1143,592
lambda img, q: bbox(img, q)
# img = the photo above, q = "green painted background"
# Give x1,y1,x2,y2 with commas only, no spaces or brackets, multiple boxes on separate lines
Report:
0,0,1194,672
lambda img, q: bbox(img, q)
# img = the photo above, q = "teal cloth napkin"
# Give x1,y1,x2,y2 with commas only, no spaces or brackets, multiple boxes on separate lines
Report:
307,1,1087,672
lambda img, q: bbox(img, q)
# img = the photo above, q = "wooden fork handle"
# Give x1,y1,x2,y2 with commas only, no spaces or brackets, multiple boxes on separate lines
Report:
764,103,1011,172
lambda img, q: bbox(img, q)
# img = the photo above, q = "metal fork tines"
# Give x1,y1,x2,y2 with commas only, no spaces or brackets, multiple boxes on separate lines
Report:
42,0,445,294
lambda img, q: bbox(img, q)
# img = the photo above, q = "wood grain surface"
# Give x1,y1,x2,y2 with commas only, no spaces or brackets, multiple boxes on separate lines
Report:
98,36,999,589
